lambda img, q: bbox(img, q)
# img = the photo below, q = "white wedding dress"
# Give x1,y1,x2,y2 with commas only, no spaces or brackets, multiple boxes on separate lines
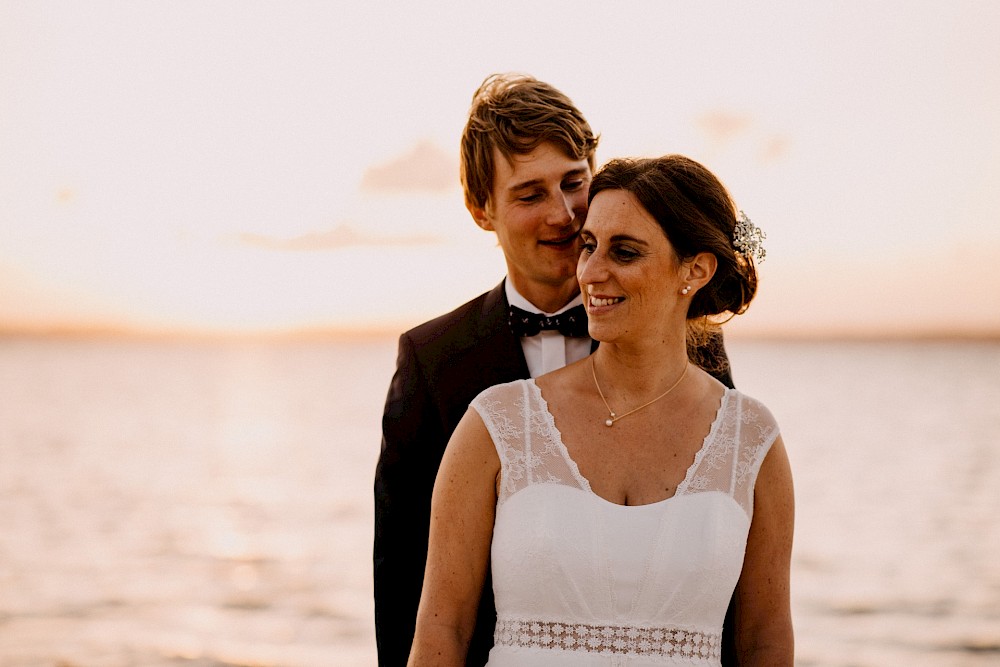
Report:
470,379,779,666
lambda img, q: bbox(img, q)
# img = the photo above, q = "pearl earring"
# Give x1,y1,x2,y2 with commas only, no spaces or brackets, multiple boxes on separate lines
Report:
681,285,692,295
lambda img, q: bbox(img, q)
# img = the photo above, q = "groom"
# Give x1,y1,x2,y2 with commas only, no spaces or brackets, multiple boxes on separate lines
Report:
373,73,735,666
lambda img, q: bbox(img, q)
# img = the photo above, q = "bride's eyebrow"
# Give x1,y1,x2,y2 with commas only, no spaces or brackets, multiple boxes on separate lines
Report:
608,234,649,247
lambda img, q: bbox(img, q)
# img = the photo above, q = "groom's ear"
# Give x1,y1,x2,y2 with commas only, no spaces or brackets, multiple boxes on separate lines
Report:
467,201,494,231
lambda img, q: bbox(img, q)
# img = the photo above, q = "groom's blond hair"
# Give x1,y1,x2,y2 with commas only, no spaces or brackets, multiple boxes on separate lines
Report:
460,73,598,212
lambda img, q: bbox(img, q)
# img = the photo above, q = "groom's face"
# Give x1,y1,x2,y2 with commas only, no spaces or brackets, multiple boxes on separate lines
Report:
469,141,592,306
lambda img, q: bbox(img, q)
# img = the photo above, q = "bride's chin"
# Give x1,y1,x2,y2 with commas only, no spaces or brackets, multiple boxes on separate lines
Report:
587,324,619,344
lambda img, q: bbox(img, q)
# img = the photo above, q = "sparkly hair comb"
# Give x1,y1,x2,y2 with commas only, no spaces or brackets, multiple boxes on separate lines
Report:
733,210,766,263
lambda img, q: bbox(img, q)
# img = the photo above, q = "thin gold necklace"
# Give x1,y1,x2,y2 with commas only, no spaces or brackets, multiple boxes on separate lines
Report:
590,356,689,427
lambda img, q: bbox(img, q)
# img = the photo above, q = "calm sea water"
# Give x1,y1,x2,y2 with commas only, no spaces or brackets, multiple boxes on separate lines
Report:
0,336,997,666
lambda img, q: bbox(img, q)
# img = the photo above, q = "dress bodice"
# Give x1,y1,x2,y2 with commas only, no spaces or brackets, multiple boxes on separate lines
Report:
470,379,779,666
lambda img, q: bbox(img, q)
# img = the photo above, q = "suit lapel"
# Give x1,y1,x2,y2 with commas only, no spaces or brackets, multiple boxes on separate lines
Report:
474,281,531,384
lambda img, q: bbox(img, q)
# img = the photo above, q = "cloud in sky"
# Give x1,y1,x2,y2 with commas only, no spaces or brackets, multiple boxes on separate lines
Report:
697,111,753,144
237,224,442,251
696,110,791,165
360,141,457,193
55,187,76,204
759,136,791,164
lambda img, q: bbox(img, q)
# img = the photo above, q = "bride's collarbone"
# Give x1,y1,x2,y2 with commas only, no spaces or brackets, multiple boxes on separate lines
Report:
540,373,720,505
565,421,701,497
560,400,705,448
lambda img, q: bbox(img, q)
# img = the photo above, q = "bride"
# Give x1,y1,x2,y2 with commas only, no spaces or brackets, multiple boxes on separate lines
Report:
408,155,794,666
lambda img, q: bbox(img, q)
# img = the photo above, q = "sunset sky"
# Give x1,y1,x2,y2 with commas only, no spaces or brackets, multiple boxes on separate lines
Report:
2,1,999,337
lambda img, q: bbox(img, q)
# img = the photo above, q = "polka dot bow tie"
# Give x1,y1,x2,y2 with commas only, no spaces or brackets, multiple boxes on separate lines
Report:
508,304,589,338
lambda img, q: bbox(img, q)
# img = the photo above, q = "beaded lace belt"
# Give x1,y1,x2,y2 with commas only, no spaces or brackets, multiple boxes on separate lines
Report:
494,617,721,659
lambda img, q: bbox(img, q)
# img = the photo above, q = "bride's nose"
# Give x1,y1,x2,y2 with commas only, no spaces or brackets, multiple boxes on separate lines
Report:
578,246,609,286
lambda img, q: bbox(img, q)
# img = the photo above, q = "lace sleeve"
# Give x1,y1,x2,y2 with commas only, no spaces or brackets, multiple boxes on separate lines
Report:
681,390,780,520
470,380,584,508
732,393,780,517
471,381,531,507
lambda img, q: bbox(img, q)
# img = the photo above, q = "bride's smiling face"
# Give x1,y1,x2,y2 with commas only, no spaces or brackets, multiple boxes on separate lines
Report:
577,189,687,341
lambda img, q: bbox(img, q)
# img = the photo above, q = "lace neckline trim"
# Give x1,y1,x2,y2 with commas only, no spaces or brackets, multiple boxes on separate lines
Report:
525,379,733,508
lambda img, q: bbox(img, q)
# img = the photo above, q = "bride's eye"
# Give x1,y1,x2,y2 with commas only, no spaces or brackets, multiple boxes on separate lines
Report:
612,246,639,262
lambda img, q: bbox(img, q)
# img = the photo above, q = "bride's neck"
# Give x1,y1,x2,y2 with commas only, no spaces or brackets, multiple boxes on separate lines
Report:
592,340,690,396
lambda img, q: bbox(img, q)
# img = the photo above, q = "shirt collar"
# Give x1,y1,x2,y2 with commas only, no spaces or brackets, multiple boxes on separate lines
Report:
505,278,584,316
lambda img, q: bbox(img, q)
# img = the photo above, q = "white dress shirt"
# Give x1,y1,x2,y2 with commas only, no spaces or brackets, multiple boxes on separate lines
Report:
505,280,593,378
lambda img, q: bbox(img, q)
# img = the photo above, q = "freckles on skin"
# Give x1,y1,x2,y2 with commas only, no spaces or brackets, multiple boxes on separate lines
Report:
581,190,690,339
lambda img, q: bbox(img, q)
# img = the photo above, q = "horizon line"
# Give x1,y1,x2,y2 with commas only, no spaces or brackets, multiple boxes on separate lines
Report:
2,323,999,344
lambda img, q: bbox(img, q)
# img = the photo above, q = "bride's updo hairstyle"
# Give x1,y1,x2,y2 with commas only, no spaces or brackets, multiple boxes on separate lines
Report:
587,155,759,371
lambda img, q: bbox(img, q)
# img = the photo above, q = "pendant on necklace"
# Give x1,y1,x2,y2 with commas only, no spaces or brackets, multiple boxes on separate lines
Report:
605,412,616,427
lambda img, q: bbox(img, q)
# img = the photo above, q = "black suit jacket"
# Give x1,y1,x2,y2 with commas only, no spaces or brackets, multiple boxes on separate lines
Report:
373,281,738,666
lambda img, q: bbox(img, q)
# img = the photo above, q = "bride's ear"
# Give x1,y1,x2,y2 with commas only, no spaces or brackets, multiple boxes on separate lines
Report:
683,252,717,290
